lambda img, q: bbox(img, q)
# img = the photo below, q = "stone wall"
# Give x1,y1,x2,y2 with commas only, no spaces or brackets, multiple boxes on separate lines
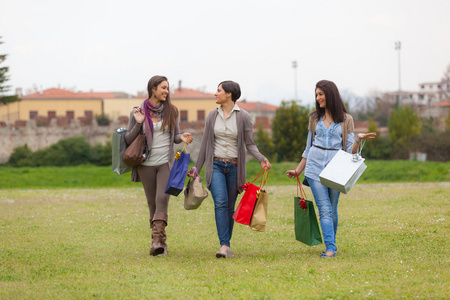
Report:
0,119,205,164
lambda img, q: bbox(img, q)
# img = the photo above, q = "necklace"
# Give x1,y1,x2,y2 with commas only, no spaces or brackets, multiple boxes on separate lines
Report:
323,115,333,126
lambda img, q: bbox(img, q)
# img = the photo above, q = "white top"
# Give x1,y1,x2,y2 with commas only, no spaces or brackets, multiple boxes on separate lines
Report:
142,121,171,166
213,104,239,159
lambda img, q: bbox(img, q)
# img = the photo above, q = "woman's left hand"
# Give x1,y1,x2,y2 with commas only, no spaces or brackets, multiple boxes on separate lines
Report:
260,159,271,170
181,133,193,144
357,132,377,141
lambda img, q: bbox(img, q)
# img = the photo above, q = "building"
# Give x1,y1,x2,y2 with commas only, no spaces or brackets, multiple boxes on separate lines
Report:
0,86,217,125
237,100,278,132
1,85,279,129
103,83,218,123
417,100,450,131
170,84,217,122
384,80,450,107
0,88,125,125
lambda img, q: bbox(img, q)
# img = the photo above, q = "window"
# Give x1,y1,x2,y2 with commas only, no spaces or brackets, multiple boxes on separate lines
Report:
84,111,93,119
48,111,56,120
66,111,74,120
29,111,38,119
197,110,205,121
180,110,188,122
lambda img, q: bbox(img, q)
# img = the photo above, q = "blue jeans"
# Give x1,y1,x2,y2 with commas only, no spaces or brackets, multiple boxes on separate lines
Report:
209,160,238,247
306,176,340,253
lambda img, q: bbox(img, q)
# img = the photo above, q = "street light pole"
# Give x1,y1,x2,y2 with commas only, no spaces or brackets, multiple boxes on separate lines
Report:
395,41,402,106
292,61,298,101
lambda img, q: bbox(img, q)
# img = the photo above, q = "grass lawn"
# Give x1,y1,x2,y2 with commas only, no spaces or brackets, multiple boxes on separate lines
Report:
0,160,449,189
1,183,449,299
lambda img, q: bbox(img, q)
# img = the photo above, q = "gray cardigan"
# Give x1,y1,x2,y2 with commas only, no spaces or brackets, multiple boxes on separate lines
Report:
194,108,266,193
125,103,183,182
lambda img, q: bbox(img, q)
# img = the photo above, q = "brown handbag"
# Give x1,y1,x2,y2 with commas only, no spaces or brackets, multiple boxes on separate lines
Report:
122,131,147,166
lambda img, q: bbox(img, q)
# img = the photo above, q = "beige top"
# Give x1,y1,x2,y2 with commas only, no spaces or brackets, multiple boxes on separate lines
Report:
142,121,170,166
194,107,266,194
213,104,239,159
125,102,183,183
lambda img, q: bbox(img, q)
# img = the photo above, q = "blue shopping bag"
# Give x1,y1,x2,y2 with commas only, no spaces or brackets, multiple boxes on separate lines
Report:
165,144,190,196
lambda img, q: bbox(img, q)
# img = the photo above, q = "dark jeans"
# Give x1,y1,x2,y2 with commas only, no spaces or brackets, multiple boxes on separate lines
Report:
209,160,238,247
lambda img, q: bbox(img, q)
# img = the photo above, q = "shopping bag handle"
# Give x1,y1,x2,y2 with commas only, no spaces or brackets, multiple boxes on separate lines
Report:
174,143,188,160
250,168,266,185
295,171,307,200
193,167,202,182
260,168,270,191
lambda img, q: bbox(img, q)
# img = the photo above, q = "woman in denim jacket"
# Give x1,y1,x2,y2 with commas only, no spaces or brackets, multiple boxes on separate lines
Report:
286,80,376,258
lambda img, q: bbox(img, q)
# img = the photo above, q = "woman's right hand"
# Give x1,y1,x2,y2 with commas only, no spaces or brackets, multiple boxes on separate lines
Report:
286,170,298,178
187,167,196,178
134,107,145,124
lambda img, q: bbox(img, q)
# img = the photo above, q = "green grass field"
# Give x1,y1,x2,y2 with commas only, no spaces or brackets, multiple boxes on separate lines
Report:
0,159,449,189
0,161,449,298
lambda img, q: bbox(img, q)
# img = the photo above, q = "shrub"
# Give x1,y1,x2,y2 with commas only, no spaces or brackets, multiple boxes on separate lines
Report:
412,131,450,162
95,114,110,126
7,144,34,167
7,136,111,167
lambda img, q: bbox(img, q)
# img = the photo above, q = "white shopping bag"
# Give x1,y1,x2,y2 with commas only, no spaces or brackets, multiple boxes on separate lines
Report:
319,150,367,194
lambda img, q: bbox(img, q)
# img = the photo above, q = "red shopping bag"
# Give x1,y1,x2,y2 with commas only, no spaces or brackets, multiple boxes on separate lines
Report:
233,168,266,225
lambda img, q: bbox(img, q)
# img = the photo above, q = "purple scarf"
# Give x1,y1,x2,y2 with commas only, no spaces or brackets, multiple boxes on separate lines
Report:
140,98,165,142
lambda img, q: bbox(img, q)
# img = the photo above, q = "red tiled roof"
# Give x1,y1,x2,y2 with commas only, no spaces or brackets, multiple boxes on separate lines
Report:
22,88,116,99
434,100,450,107
237,101,278,112
171,88,215,99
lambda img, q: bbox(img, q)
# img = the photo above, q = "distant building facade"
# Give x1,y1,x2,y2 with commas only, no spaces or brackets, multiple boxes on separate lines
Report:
384,79,450,107
0,85,278,129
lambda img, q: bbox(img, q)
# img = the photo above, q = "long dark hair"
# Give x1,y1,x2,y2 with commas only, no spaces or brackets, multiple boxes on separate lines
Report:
314,80,347,123
147,75,178,132
219,80,241,102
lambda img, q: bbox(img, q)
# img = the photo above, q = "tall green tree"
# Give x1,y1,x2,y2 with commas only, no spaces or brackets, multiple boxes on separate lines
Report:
272,100,310,162
388,106,421,158
254,124,276,161
363,118,393,160
0,36,19,105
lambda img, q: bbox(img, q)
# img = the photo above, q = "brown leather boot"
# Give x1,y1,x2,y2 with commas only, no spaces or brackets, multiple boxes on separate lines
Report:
149,212,168,256
149,218,154,255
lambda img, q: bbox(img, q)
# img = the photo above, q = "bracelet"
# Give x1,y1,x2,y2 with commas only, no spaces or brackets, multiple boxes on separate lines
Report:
356,140,361,144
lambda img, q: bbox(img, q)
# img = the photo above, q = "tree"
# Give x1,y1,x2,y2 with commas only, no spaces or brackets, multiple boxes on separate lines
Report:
363,119,393,160
254,124,276,161
272,100,310,162
440,63,450,100
388,106,421,158
0,36,19,105
341,89,373,121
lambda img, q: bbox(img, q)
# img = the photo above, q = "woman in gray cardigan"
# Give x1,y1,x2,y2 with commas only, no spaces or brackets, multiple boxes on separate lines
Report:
126,75,193,257
188,80,271,258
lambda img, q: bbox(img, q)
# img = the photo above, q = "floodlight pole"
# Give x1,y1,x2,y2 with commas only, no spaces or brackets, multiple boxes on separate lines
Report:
292,61,298,101
395,41,402,106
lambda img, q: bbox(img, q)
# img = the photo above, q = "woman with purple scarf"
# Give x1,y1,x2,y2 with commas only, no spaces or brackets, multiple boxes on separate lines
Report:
125,75,193,257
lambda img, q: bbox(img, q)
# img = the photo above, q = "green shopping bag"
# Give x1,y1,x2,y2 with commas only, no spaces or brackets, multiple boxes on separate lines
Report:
294,172,323,246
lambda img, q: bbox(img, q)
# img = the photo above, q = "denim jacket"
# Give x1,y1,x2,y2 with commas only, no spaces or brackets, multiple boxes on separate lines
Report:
302,112,355,181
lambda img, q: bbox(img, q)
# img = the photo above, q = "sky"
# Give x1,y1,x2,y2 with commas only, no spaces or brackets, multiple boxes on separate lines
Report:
1,0,449,106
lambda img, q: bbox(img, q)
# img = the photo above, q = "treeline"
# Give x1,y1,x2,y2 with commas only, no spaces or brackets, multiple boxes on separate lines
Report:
7,136,112,167
254,101,450,162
